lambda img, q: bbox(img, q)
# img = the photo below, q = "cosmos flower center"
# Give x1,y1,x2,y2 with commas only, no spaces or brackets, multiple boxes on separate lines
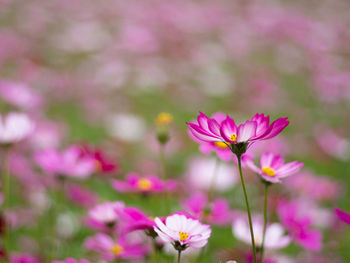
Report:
214,141,228,149
94,160,102,171
137,178,153,191
230,133,237,142
179,231,189,242
156,112,173,125
262,167,276,177
111,244,124,255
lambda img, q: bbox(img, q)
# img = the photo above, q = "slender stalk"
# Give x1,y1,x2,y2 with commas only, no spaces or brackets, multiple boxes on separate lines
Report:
159,144,170,213
237,155,257,263
2,148,11,255
152,239,159,263
260,183,269,263
177,250,181,263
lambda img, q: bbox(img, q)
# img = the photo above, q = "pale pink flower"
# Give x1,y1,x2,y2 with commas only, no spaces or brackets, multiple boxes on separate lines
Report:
52,259,90,263
154,213,211,250
233,217,291,249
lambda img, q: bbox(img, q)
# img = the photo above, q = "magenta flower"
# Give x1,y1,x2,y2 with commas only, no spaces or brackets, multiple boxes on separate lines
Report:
66,184,98,208
35,145,96,179
84,233,148,260
10,254,39,263
187,112,289,154
117,207,156,233
112,172,176,194
183,193,234,225
278,200,322,251
189,112,232,161
244,152,303,183
334,202,350,226
80,145,118,174
52,259,90,263
0,112,34,144
154,213,211,251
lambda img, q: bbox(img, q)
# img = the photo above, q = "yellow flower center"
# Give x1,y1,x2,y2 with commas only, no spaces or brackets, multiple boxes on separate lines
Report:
156,112,173,126
230,133,237,142
111,244,124,255
214,141,228,149
137,178,153,191
179,231,189,242
262,167,276,177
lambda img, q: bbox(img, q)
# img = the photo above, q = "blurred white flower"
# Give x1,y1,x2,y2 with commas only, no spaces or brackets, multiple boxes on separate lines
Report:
106,113,146,142
0,112,34,144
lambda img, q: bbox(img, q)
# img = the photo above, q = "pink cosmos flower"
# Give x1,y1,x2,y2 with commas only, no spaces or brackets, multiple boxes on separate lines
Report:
278,200,322,251
0,112,34,144
35,145,96,179
84,233,148,260
10,254,39,263
66,184,98,208
183,193,234,225
334,201,350,226
154,213,211,250
80,145,118,174
117,207,156,233
52,259,90,263
189,112,232,161
112,172,177,194
244,152,303,183
0,80,43,110
233,217,291,249
186,112,289,152
86,201,124,230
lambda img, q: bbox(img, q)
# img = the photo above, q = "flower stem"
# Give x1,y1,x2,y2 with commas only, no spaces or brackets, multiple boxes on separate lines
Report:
159,144,170,213
177,250,181,263
260,183,269,263
237,155,257,263
152,239,159,263
208,157,220,202
2,148,11,255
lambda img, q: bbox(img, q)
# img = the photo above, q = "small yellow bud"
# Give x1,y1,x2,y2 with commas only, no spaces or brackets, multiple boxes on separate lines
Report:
156,112,173,126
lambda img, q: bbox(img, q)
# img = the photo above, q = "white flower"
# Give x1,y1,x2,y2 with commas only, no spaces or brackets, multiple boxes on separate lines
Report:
233,217,291,249
0,112,34,144
88,201,124,224
154,213,211,250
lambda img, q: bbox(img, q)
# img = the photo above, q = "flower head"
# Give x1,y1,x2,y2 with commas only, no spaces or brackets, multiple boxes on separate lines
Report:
278,200,322,251
87,201,124,229
334,201,350,226
154,213,211,251
112,172,176,194
80,145,117,174
187,112,289,155
244,152,303,183
0,112,34,144
84,233,148,260
117,207,156,233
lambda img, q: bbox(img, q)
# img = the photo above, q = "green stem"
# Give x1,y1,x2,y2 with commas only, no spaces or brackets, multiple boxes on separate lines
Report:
260,183,269,263
2,149,11,256
152,239,159,263
237,155,257,263
159,144,170,213
177,250,181,263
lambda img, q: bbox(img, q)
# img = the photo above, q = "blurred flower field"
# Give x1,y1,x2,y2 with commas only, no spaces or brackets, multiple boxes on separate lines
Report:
0,0,350,262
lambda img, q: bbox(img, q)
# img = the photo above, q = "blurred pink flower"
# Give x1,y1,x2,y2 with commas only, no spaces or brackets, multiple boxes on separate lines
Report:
35,145,96,179
334,202,350,226
0,112,34,144
86,201,124,230
233,217,291,249
117,207,156,233
183,192,234,225
0,80,42,110
278,200,322,251
244,152,303,183
80,145,118,174
84,233,148,260
66,184,98,208
187,112,289,149
154,213,211,250
10,254,39,263
112,172,176,194
285,171,340,201
52,259,90,263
